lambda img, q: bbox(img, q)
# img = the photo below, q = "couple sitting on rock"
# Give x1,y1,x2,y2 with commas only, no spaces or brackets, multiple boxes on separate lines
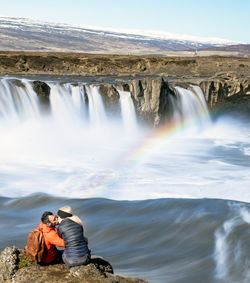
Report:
38,206,90,268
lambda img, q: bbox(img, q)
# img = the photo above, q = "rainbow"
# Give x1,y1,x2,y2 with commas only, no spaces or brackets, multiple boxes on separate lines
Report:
121,112,211,166
92,108,212,193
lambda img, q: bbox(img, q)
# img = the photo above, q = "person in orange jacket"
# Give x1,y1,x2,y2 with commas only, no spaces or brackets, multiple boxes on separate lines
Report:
37,211,65,264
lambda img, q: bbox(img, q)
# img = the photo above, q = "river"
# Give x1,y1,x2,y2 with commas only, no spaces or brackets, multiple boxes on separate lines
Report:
0,76,249,282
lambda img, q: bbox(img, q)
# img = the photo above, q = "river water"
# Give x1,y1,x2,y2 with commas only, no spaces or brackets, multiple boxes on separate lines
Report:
0,77,249,283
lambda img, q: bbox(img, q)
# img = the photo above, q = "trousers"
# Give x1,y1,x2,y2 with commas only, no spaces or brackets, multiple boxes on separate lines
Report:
62,252,90,268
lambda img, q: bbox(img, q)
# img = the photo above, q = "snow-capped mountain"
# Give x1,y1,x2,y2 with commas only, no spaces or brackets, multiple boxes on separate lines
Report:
0,16,244,54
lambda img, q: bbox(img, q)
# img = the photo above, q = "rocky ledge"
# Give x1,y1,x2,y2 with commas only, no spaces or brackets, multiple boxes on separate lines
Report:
0,247,147,283
0,52,249,78
0,52,249,124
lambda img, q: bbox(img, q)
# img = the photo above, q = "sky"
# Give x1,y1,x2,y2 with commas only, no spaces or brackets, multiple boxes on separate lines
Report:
1,0,250,43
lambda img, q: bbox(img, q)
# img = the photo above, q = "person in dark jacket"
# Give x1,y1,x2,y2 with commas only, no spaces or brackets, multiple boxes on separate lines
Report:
57,206,91,268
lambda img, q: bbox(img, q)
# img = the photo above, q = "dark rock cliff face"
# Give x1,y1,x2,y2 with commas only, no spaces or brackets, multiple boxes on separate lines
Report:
199,76,250,108
125,78,175,125
197,76,250,118
98,84,121,117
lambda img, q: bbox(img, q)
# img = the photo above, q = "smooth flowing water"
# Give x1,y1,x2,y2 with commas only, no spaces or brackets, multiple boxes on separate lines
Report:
0,77,249,283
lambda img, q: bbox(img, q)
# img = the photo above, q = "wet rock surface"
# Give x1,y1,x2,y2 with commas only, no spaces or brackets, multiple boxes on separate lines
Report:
98,84,121,116
0,247,147,283
126,78,175,125
32,80,51,112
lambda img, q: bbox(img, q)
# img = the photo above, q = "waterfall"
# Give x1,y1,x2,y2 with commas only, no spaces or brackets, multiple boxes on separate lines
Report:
119,90,137,132
0,78,40,122
49,83,87,125
170,85,210,127
71,85,86,116
0,78,210,131
85,85,107,126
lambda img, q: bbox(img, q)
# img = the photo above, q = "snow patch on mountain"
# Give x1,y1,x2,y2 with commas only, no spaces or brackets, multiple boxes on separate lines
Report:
0,16,244,46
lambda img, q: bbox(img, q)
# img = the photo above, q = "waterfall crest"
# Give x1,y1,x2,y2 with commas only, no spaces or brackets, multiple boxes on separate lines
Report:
168,85,211,127
85,85,107,126
0,78,40,122
0,78,210,130
119,90,137,132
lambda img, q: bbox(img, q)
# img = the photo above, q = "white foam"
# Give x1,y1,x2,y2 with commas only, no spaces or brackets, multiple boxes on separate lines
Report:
243,147,250,156
214,205,250,282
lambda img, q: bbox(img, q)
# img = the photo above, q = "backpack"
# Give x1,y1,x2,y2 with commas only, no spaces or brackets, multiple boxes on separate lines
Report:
25,228,47,263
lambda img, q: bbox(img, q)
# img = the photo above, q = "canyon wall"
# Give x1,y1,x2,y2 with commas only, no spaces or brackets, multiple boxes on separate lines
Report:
0,52,249,124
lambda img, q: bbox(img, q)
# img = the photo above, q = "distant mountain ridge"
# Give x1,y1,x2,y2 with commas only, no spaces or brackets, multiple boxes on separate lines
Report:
0,16,246,54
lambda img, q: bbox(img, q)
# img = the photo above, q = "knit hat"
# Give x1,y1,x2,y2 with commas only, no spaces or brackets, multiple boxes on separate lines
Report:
57,206,73,219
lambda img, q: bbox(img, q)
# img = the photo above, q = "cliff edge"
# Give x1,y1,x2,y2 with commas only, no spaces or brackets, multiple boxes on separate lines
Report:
0,247,147,283
0,52,249,123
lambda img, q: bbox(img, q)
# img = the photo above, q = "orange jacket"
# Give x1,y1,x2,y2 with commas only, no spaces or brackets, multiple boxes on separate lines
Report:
38,222,65,263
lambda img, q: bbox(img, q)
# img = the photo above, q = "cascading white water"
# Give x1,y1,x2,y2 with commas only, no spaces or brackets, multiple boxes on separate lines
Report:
0,78,209,130
170,85,211,127
214,206,250,282
0,78,40,123
85,85,107,126
49,83,87,125
119,90,137,132
190,85,210,115
1,77,250,203
0,78,140,128
71,85,86,116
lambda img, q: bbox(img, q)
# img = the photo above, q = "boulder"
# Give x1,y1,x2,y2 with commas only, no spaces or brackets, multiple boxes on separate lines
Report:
0,247,19,281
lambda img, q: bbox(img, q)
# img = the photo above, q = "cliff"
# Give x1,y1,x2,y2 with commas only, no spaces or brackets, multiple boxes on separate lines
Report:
0,52,249,124
0,247,147,283
8,77,249,126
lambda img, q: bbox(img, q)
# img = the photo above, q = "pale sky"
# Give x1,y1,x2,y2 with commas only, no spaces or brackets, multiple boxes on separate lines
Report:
1,0,250,43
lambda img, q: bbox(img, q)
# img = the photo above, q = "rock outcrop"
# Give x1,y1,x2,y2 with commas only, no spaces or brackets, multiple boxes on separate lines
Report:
0,247,19,281
0,247,147,283
98,84,121,117
125,78,174,125
199,75,250,108
32,80,51,112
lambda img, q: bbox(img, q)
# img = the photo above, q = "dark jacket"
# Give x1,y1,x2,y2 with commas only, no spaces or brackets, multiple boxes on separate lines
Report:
58,218,90,259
